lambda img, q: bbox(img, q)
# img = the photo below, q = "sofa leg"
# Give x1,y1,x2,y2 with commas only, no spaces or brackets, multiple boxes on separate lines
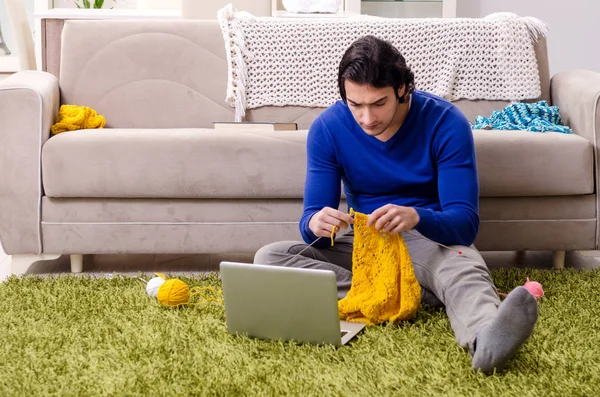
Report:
552,250,566,269
515,250,527,265
70,254,83,273
10,254,61,276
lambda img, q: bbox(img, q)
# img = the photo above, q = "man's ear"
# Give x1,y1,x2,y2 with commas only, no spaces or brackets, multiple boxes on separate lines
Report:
397,85,406,102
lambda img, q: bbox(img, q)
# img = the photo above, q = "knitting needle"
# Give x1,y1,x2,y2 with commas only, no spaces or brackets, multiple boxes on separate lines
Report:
291,236,324,257
279,236,324,267
403,230,463,255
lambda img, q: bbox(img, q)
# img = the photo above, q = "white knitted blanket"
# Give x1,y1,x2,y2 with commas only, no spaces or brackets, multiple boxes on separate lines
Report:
217,5,548,121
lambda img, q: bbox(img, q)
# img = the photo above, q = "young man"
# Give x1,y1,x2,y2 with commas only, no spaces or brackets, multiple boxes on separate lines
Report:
254,35,538,374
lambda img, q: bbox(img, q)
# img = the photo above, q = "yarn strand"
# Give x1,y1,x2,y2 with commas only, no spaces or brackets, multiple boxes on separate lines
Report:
190,286,224,304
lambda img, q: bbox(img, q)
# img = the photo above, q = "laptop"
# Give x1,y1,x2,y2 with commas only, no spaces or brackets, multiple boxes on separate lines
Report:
219,262,366,347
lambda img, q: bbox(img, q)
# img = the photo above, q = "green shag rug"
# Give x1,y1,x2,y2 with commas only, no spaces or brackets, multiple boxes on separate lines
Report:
1,268,599,396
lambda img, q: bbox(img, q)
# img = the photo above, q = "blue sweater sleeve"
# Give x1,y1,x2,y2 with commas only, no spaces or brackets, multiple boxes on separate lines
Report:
299,119,342,247
414,109,480,246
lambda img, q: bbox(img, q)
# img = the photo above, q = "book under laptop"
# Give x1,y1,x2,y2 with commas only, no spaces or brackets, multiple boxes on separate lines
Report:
219,261,365,347
212,121,298,131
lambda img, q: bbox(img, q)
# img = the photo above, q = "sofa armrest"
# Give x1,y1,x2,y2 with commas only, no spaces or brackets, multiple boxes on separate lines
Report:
551,69,600,249
551,69,600,145
0,71,59,254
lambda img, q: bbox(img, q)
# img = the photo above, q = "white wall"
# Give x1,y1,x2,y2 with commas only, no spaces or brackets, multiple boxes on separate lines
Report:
457,0,600,76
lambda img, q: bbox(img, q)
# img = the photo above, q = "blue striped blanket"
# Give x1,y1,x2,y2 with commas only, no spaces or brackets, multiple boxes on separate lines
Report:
472,101,572,133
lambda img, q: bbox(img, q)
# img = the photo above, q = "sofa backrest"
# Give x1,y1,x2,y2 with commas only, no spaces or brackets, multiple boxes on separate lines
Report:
59,19,549,129
60,20,234,128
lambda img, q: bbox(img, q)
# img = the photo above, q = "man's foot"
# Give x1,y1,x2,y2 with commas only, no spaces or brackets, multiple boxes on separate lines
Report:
471,286,538,374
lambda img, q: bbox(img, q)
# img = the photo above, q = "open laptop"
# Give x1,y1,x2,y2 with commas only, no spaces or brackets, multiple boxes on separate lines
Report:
219,262,366,347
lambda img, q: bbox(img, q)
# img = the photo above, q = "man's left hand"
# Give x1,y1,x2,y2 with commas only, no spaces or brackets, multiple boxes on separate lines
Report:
366,204,420,234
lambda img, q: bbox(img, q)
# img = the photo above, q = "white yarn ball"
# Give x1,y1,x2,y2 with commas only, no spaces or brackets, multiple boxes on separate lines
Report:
282,0,341,13
146,276,166,298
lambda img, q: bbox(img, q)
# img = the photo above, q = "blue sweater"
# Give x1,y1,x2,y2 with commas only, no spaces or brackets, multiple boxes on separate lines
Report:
299,90,480,248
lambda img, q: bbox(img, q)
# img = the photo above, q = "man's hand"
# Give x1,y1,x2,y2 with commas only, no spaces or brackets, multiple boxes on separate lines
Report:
308,207,354,238
367,204,420,234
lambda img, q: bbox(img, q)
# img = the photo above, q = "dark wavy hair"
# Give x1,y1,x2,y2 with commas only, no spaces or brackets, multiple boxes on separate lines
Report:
338,35,415,103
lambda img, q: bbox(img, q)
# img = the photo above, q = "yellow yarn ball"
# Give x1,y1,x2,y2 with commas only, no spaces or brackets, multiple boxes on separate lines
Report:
157,279,190,307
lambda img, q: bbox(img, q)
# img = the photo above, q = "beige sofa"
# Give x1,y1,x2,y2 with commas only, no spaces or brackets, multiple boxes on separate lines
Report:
0,19,599,274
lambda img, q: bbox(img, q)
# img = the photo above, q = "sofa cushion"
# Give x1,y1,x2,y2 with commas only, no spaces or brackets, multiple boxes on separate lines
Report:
474,129,593,196
42,129,307,199
42,128,593,199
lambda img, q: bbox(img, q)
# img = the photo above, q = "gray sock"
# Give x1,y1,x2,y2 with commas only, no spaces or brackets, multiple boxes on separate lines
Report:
472,286,538,374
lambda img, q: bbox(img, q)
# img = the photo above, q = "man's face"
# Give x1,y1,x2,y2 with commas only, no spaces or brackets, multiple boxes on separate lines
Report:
344,80,402,138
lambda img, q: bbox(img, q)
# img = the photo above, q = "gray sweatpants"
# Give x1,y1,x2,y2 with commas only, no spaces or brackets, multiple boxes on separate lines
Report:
253,229,501,353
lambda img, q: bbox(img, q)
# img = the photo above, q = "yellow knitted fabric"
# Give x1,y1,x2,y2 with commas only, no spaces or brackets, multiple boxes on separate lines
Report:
338,209,421,325
50,104,106,135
